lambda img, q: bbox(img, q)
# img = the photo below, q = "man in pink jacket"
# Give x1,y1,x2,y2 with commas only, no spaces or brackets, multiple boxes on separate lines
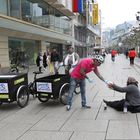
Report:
66,55,106,111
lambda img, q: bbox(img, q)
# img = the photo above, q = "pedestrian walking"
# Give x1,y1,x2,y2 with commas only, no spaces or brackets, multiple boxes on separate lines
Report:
47,49,54,75
36,52,43,72
125,50,128,59
66,55,107,111
51,48,60,74
103,77,140,113
111,49,117,62
128,48,136,65
43,52,48,69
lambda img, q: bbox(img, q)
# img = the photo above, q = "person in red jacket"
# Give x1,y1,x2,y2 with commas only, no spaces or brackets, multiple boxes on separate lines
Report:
128,48,136,65
111,50,117,62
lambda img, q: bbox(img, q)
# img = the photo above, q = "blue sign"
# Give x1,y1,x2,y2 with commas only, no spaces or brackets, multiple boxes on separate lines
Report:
37,82,52,93
0,83,8,93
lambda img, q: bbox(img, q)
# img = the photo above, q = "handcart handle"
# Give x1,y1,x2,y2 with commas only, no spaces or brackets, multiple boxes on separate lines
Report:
33,71,43,75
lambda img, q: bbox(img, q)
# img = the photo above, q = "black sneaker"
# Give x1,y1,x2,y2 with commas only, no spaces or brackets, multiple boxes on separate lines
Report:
82,105,91,109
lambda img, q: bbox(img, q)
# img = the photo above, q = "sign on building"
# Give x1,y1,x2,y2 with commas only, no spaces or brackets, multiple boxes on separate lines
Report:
92,4,98,25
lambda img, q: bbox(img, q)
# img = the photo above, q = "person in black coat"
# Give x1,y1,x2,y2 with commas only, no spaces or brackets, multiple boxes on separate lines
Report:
36,52,43,72
43,52,47,69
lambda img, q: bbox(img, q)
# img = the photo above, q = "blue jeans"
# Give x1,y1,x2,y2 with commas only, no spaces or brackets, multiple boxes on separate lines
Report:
67,77,86,106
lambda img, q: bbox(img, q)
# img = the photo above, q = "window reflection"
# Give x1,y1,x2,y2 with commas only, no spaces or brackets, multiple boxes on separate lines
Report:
21,0,72,35
10,0,20,19
0,0,8,15
0,0,72,35
21,0,31,21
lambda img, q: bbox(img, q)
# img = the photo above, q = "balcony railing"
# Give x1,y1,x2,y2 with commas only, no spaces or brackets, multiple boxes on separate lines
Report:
32,15,72,35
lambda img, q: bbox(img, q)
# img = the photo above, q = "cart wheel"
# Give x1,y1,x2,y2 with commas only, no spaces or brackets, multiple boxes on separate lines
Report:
16,85,29,108
59,83,69,105
74,84,80,94
38,95,50,103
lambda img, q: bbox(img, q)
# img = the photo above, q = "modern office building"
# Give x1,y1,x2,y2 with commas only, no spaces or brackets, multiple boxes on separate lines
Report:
0,0,101,68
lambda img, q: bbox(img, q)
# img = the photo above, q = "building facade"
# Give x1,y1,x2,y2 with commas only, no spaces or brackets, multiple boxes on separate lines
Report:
0,0,101,68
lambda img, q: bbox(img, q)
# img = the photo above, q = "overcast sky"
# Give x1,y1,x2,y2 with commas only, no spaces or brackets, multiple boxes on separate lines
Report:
98,0,140,28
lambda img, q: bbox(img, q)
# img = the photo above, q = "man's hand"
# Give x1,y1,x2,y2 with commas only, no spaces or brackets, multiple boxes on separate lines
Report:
104,80,113,89
104,80,112,84
87,78,94,83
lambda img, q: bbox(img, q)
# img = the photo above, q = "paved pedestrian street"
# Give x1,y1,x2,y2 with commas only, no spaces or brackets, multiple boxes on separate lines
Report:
0,54,140,140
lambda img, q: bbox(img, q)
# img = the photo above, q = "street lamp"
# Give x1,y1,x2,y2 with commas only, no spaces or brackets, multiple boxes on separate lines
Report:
118,42,122,47
136,11,140,21
135,11,140,27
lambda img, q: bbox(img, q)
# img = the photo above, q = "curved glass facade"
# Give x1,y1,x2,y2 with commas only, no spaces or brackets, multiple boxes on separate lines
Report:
0,0,72,35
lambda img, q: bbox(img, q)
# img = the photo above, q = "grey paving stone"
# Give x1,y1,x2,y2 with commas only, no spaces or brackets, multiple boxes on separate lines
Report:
2,113,46,124
97,108,137,121
70,132,105,140
14,98,47,115
0,103,20,121
60,119,108,132
69,108,98,120
19,131,72,140
31,115,70,131
135,113,140,126
106,120,140,140
0,123,32,140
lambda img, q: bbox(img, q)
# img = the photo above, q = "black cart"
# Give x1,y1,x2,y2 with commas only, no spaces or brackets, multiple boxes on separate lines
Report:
35,74,70,105
0,73,29,107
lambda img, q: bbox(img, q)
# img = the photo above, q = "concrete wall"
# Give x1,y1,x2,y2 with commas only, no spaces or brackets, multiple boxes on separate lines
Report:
0,36,10,68
40,41,47,53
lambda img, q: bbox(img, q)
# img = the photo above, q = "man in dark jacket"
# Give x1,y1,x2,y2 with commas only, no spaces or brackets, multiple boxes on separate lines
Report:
51,48,60,74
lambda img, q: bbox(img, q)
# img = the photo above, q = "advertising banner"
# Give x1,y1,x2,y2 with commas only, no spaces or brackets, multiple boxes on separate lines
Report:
92,3,98,25
73,0,83,13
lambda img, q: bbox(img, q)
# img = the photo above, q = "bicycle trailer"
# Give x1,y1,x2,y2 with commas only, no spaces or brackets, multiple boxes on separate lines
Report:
35,74,70,105
0,73,29,107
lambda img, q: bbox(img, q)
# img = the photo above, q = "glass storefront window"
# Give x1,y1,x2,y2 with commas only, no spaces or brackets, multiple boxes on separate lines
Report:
0,0,8,15
9,38,39,65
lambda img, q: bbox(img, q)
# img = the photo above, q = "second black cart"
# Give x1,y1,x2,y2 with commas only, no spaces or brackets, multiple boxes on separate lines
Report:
35,74,70,105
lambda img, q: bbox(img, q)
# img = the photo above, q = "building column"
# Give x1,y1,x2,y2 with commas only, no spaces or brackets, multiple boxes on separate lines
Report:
40,41,47,53
0,36,10,68
71,20,75,48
